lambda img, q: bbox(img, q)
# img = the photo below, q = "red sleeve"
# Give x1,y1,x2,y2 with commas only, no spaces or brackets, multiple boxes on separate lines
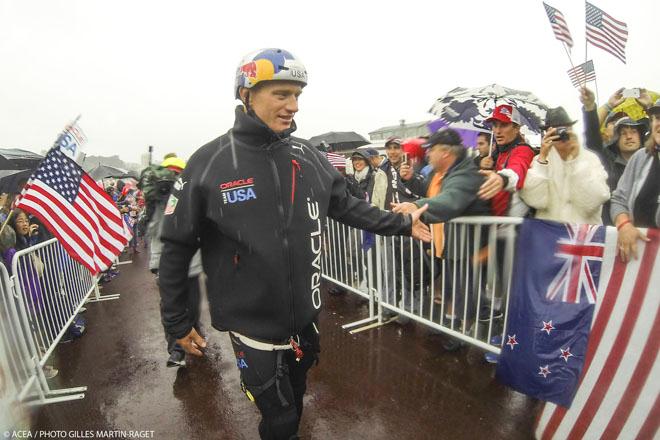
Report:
506,146,535,190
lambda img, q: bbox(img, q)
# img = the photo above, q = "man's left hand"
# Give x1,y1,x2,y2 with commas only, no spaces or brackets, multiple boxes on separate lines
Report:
410,203,431,243
391,201,418,215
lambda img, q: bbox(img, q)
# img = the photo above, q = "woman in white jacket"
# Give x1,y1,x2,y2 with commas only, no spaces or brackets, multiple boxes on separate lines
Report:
521,107,610,225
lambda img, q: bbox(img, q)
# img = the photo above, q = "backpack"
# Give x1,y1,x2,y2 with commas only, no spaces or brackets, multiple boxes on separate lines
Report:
138,165,178,222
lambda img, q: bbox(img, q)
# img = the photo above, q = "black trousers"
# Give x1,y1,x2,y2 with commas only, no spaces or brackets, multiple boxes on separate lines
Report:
230,322,320,440
164,275,202,355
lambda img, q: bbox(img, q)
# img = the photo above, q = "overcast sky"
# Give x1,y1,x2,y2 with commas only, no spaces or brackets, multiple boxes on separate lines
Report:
1,0,658,164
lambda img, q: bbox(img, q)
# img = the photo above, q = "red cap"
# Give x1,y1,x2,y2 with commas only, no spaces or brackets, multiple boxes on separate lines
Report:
486,104,522,125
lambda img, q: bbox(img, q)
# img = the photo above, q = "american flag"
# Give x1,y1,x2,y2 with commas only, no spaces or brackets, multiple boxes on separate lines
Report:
536,227,660,439
53,116,87,161
567,60,597,88
546,224,604,304
543,3,574,48
15,149,129,275
325,152,346,170
586,2,628,64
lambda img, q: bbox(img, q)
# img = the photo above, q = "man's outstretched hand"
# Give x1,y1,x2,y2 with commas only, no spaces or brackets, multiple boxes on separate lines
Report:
409,203,432,243
176,328,207,357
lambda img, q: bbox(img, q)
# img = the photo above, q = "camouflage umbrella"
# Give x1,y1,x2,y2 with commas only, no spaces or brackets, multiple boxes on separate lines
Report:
429,84,549,133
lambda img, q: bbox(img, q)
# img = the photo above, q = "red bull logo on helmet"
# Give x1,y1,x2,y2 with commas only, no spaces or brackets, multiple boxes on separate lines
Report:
236,48,307,90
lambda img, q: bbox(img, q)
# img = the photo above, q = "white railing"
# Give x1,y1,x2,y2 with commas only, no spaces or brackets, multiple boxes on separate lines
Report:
322,216,523,354
6,238,108,404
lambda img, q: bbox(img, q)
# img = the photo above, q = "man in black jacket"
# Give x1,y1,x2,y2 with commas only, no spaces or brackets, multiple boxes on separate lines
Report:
580,86,650,224
158,48,430,440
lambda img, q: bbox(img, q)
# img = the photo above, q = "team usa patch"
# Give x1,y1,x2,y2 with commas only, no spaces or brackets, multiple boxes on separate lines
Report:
220,177,257,205
164,194,178,215
236,351,248,369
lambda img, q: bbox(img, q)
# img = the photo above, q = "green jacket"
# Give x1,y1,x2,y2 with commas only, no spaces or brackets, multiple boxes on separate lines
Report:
408,154,491,223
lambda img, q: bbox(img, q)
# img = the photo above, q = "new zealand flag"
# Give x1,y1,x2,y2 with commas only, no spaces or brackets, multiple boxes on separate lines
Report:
496,219,605,408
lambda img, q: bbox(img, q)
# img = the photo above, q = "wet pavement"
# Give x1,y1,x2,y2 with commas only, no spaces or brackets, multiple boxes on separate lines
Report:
32,251,540,439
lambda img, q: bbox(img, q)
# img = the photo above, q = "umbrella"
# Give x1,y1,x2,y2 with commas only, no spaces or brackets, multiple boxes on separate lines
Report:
0,148,43,170
88,164,137,181
429,84,549,133
308,131,370,152
0,169,34,194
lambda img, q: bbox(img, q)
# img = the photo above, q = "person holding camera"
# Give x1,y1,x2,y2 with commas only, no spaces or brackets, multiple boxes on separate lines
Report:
520,107,609,224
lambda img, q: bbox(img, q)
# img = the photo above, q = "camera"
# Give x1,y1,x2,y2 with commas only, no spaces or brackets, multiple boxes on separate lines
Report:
556,127,570,142
622,88,640,99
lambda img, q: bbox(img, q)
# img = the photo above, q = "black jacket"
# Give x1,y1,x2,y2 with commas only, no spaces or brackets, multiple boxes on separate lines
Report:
378,159,419,206
583,107,628,225
159,107,412,341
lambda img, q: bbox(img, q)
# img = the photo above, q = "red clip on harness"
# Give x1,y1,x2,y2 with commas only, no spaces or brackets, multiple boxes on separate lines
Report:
290,337,303,362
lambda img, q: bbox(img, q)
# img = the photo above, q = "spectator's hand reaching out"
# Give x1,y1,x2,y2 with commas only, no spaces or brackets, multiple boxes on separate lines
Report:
478,170,504,200
391,201,418,215
409,203,431,243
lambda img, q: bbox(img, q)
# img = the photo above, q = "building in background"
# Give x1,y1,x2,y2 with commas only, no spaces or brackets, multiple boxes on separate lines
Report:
368,119,431,141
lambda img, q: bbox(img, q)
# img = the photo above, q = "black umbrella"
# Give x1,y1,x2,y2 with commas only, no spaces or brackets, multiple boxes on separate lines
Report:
0,169,34,194
308,131,370,152
0,148,44,170
88,164,137,181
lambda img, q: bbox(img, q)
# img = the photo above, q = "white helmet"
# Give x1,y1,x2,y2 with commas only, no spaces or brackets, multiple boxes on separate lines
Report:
234,48,308,99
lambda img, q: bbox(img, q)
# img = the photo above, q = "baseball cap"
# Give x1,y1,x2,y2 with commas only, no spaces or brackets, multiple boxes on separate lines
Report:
384,137,402,147
485,104,522,125
364,148,380,157
422,128,463,149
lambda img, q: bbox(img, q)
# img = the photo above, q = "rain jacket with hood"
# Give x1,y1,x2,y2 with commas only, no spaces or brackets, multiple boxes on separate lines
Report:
158,107,413,341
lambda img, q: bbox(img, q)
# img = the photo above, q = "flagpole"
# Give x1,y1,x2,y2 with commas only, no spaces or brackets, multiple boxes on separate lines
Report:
584,0,588,66
0,210,14,236
562,43,586,89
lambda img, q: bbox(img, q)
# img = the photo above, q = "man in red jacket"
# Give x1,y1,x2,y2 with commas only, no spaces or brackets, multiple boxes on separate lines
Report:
477,104,535,216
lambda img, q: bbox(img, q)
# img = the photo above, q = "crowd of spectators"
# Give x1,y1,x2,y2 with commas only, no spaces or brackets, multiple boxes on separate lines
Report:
333,86,659,352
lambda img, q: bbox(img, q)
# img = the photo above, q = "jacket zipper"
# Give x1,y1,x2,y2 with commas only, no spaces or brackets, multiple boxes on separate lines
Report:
291,159,301,204
267,146,297,335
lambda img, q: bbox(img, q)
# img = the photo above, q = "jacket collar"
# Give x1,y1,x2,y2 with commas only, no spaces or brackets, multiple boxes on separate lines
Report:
495,135,524,153
231,105,297,148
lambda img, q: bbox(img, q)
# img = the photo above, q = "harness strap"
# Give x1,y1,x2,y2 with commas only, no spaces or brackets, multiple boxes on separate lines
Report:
241,351,290,407
231,331,293,351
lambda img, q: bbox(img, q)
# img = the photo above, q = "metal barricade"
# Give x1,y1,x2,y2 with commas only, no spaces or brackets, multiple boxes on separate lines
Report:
0,262,32,420
322,216,523,354
9,237,99,404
